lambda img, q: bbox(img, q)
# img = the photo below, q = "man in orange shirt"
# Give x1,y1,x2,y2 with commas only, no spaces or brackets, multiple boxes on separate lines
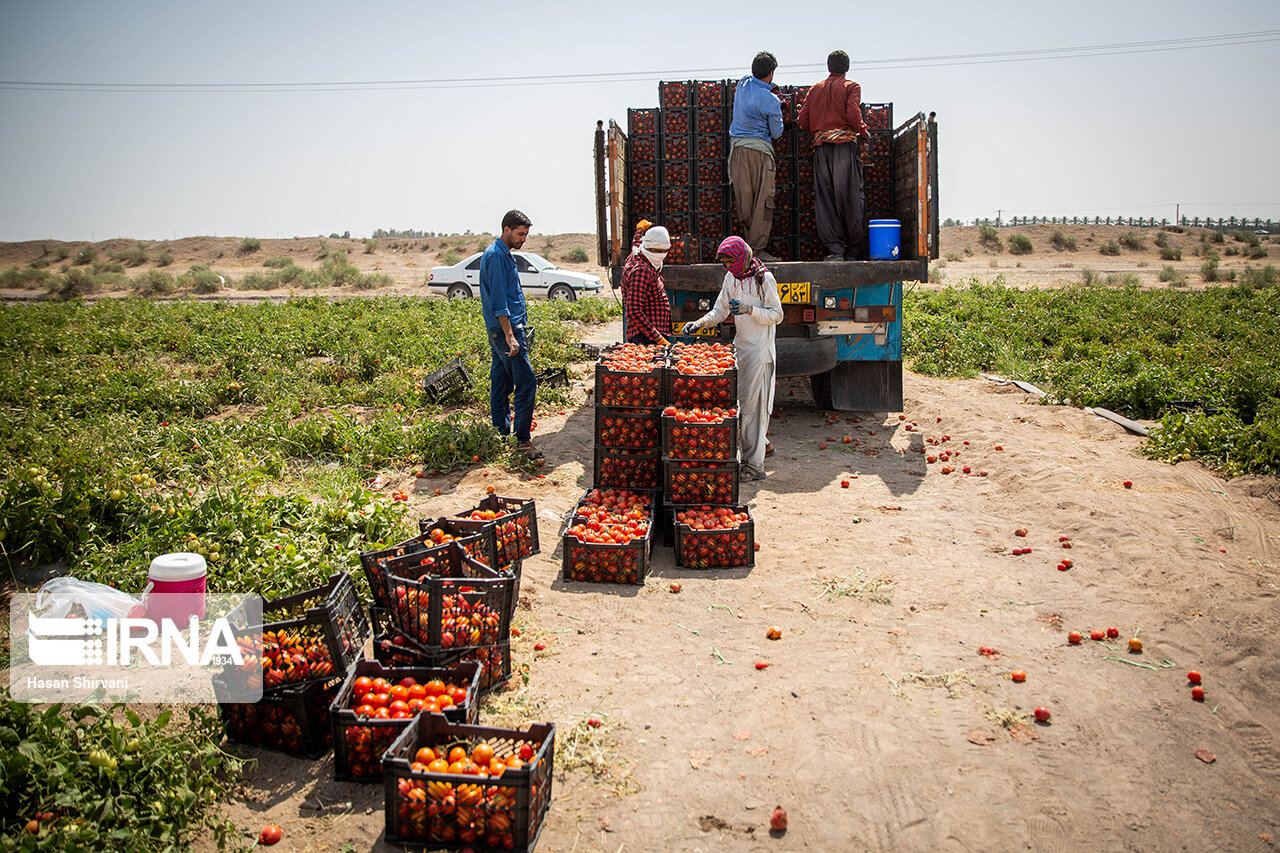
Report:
797,50,872,261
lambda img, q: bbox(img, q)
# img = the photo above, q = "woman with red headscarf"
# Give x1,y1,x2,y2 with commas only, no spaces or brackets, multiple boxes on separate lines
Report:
680,236,784,480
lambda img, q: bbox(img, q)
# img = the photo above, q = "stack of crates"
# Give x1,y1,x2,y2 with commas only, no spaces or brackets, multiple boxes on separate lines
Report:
215,572,370,757
628,80,893,264
661,343,757,569
592,343,665,495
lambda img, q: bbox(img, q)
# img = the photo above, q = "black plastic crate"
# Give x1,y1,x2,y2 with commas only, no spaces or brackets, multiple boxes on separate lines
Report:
382,543,512,651
695,79,727,107
697,158,727,186
696,103,728,135
663,133,692,161
795,155,815,186
796,235,825,262
365,523,497,608
696,185,729,212
695,211,728,244
569,487,658,524
224,572,369,693
371,624,511,695
629,134,657,161
661,411,739,461
659,80,692,108
630,158,658,189
771,132,794,160
216,674,340,759
695,134,725,160
664,347,738,410
383,715,555,851
795,129,815,157
627,107,658,135
663,459,740,506
562,517,653,585
446,494,541,565
593,445,661,491
571,342,602,360
663,159,691,187
330,659,481,782
660,107,691,135
594,360,664,408
594,406,661,451
774,155,792,184
862,102,893,132
663,185,692,214
535,367,568,389
672,504,756,569
773,181,795,213
630,186,658,221
422,357,472,405
697,237,722,264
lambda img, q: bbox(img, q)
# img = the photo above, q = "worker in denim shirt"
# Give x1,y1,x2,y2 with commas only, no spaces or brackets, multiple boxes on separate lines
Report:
729,51,785,261
479,209,539,453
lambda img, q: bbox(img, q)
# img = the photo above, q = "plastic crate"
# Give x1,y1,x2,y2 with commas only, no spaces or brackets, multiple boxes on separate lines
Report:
330,659,481,782
664,212,691,238
664,370,738,412
535,367,568,389
224,572,369,693
796,235,825,262
661,412,739,461
796,129,815,157
562,515,653,586
774,156,792,184
628,134,657,161
695,134,725,161
382,543,513,651
593,446,661,491
383,715,555,851
696,104,728,135
371,624,511,695
796,156,814,185
662,133,692,161
447,494,541,565
660,80,692,108
773,181,794,212
660,107,691,135
364,523,497,608
697,237,722,265
862,101,893,132
697,159,727,186
667,240,690,265
696,79,727,107
627,107,658,135
695,211,728,243
571,342,602,361
422,357,473,405
594,362,664,408
569,487,658,522
663,185,692,213
594,406,660,451
630,158,658,189
630,186,658,221
672,505,756,569
696,185,728,212
663,159,691,187
664,459,740,505
765,233,792,262
216,674,340,759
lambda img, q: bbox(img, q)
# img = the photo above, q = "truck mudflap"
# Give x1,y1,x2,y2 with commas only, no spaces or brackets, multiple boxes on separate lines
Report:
810,361,904,413
775,337,838,379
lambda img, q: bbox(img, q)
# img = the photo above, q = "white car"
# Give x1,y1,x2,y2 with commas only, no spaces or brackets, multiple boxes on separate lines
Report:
428,251,603,302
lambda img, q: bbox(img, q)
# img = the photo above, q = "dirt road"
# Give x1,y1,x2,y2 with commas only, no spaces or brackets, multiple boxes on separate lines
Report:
212,323,1280,852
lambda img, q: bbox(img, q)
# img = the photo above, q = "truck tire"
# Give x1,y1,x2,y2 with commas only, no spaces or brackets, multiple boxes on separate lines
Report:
774,337,839,378
447,283,473,300
548,284,576,302
810,360,904,412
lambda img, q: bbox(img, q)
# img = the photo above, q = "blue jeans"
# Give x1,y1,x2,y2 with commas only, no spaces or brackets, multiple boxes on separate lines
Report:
487,325,537,442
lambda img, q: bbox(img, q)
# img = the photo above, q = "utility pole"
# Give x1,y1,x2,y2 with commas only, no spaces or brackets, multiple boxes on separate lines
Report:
997,209,1002,227
1176,203,1180,226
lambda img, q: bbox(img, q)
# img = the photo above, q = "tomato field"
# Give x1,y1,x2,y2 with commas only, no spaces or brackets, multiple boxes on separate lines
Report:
903,279,1280,475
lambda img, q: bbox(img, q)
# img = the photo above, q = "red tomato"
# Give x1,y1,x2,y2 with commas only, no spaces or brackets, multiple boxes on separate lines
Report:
407,684,427,701
259,825,283,846
355,704,375,718
1106,627,1120,639
1191,686,1205,701
1187,670,1202,685
770,805,788,832
1068,631,1082,644
366,692,390,709
389,685,410,703
1033,706,1051,723
450,686,467,705
519,743,535,762
1089,630,1105,641
1011,670,1026,683
352,676,373,699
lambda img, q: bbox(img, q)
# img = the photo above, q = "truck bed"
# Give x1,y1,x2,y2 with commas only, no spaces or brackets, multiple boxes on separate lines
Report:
657,259,926,292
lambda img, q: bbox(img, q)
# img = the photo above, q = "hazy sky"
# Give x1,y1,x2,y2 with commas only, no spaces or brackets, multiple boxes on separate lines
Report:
2,1,1278,242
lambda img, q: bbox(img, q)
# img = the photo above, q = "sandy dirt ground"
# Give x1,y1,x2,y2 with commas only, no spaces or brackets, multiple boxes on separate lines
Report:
195,318,1280,853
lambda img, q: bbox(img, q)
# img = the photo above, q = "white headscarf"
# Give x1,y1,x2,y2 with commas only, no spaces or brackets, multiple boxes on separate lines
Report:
637,226,671,271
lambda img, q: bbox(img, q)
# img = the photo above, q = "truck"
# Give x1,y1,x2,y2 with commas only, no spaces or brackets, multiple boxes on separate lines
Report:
593,79,938,411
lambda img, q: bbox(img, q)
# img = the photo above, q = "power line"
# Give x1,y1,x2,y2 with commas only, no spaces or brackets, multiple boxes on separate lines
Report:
1,29,1276,93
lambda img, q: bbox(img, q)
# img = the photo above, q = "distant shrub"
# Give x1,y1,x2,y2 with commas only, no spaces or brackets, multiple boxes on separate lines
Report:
353,272,393,290
565,246,589,263
1007,233,1033,255
1201,258,1220,282
274,263,303,285
1099,240,1121,256
50,268,98,300
1160,247,1182,261
1049,230,1077,251
364,238,379,254
1239,264,1279,288
262,255,293,268
309,252,360,287
1165,225,1184,233
133,269,176,296
1221,268,1237,281
440,249,462,266
237,237,262,255
474,240,487,254
928,264,944,283
29,257,52,269
1224,245,1240,257
155,250,174,267
0,267,51,288
53,245,72,260
1207,230,1225,244
178,264,222,293
92,259,125,274
1232,231,1261,247
1154,232,1170,249
1158,264,1186,285
237,271,276,291
1118,232,1145,250
72,247,97,266
1080,267,1099,285
978,225,1002,250
945,251,963,262
111,243,149,266
1246,245,1268,260
1104,273,1141,286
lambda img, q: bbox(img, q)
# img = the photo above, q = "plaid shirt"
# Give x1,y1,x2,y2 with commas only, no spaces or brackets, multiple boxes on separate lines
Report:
621,229,672,343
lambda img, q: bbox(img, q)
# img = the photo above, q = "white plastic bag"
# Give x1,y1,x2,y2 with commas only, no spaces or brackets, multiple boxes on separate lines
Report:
33,577,141,622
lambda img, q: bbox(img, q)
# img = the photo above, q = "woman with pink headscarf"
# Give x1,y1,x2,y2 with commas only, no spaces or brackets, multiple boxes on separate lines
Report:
680,236,784,480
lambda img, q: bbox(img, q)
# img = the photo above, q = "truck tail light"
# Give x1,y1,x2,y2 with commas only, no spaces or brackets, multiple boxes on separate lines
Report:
684,299,696,311
802,308,815,323
823,296,836,309
838,297,851,310
854,306,870,322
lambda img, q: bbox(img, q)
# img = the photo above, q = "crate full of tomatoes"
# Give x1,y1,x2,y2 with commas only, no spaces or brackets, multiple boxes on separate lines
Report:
371,603,513,696
383,714,555,851
664,459,740,506
382,543,512,651
562,488,655,585
593,446,660,492
672,505,756,569
330,660,481,782
661,406,739,461
445,494,540,567
417,516,523,606
593,343,665,408
215,674,341,759
361,519,497,610
664,343,737,409
594,406,660,451
223,572,369,693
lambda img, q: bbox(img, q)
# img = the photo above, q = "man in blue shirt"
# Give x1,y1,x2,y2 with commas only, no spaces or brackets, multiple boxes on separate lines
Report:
729,51,785,261
479,209,538,451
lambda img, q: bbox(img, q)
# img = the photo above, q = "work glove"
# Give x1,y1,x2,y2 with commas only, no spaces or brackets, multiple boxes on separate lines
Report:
729,299,753,316
680,321,700,336
656,336,670,347
636,219,653,233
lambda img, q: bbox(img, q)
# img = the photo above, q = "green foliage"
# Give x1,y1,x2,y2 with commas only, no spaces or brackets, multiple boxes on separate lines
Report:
945,251,963,262
1158,265,1186,286
176,264,222,294
1099,240,1120,256
1246,245,1269,260
1049,230,1077,251
262,255,293,268
928,264,944,283
1207,230,1225,244
48,268,98,300
0,697,244,851
1239,265,1279,288
1232,231,1261,247
1080,267,1099,286
1201,257,1220,282
1160,247,1182,261
1154,232,1170,249
978,225,1001,250
110,243,149,267
364,238,379,254
72,247,97,266
1007,233,1033,255
237,237,261,255
310,252,360,287
1118,232,1145,250
902,278,1280,475
1,267,52,289
440,249,462,266
92,259,125,275
132,270,175,297
54,245,72,261
154,250,173,267
565,246,589,263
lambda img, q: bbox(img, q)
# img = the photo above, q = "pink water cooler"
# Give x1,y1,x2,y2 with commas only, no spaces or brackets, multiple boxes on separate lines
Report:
145,552,207,624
